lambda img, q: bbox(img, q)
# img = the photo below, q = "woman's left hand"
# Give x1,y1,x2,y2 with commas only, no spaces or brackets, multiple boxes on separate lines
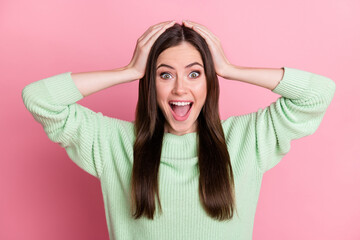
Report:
182,20,232,79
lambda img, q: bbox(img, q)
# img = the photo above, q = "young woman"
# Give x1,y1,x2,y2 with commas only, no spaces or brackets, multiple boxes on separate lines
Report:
22,20,336,240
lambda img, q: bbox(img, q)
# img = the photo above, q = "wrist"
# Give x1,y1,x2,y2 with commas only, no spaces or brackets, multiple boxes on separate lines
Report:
220,64,241,80
112,66,142,83
109,67,139,84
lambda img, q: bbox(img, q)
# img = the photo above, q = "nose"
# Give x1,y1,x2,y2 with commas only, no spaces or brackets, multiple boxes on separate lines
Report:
171,76,187,95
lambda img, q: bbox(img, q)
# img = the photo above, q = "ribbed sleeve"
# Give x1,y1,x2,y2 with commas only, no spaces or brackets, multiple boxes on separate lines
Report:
21,72,110,178
223,67,336,173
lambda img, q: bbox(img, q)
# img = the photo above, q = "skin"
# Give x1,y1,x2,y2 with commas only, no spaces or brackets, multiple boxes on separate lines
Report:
156,42,207,136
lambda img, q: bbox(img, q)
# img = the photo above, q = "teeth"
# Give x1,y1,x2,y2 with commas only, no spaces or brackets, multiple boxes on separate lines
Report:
170,102,192,106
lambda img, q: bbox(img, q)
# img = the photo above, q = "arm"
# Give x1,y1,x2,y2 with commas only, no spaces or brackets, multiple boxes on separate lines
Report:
21,67,137,178
22,21,177,178
71,66,140,97
223,66,336,173
180,20,336,172
221,65,285,91
256,67,336,172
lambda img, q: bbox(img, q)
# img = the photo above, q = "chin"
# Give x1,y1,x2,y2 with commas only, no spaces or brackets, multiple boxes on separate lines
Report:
172,118,198,133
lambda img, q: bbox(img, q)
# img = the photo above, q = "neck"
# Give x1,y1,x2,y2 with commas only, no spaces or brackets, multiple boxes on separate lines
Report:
164,121,198,136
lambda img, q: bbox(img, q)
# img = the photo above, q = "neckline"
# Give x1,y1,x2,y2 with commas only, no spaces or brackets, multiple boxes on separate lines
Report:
161,131,198,160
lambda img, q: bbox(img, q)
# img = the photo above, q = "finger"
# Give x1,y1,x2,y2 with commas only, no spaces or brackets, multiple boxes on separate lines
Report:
183,20,208,31
139,21,172,40
193,25,217,43
183,21,219,44
139,21,174,40
183,20,219,42
184,20,205,28
155,20,176,26
143,21,176,48
140,21,175,44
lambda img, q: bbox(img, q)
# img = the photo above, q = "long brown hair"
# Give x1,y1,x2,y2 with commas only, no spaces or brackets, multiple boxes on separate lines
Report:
131,23,236,221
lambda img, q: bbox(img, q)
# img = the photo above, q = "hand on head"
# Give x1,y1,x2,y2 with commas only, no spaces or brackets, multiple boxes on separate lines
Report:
182,20,232,78
126,20,177,80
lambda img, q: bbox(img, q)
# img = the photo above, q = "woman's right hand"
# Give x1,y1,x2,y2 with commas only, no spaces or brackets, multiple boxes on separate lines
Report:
125,20,177,80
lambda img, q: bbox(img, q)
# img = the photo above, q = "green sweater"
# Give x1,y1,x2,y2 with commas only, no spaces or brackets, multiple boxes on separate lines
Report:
22,67,335,240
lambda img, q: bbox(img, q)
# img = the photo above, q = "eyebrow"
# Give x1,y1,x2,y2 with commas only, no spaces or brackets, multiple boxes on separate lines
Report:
156,62,204,70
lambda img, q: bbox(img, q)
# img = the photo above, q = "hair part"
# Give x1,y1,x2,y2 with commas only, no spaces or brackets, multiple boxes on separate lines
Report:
131,23,237,221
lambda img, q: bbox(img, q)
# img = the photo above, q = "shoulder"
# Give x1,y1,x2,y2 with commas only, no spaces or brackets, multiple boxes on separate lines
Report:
104,116,136,144
220,113,256,152
221,113,254,137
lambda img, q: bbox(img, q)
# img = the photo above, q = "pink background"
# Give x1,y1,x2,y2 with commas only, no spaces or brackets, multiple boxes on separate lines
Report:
1,0,359,239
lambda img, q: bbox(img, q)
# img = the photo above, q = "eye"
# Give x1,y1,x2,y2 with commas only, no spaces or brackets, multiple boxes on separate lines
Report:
159,72,172,80
189,71,200,78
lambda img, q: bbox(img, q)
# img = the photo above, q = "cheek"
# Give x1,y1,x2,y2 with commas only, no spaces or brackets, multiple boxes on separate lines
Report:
156,84,169,106
194,79,207,100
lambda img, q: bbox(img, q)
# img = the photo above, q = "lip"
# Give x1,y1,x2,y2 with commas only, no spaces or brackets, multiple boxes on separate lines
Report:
169,102,193,121
168,100,193,103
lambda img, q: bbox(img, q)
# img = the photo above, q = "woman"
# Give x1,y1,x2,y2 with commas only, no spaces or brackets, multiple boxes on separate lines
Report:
22,20,336,240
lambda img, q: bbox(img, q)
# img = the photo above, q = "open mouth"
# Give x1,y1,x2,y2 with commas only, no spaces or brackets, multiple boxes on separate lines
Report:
169,102,193,121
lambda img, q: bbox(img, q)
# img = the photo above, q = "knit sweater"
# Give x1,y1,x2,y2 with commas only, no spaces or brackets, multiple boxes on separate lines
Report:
22,67,335,240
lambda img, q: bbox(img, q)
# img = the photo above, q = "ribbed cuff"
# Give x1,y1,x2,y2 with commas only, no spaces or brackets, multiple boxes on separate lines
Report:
271,67,311,99
43,72,84,105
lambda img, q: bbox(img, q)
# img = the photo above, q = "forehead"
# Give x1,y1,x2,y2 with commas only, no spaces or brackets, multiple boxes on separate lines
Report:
156,42,203,67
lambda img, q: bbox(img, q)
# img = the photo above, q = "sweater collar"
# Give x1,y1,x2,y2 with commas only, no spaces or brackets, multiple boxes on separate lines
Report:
161,131,198,160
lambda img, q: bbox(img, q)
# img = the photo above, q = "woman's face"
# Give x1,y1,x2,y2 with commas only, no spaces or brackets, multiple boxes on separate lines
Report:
156,42,207,136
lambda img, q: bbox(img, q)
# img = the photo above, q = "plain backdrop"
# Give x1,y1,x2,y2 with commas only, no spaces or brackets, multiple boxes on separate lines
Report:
1,0,359,239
